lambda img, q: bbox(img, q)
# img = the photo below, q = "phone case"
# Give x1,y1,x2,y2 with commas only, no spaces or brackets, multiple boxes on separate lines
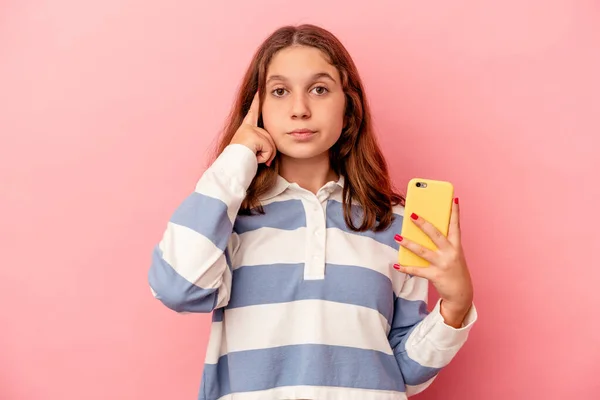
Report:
398,178,454,267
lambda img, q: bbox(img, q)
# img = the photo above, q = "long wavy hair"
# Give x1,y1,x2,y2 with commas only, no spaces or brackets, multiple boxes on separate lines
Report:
214,24,403,232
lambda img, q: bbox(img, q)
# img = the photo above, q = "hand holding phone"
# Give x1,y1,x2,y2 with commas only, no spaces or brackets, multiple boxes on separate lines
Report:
397,178,454,267
394,178,474,327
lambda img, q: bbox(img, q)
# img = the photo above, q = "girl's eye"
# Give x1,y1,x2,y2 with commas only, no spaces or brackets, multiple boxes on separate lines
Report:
271,86,329,97
311,86,329,95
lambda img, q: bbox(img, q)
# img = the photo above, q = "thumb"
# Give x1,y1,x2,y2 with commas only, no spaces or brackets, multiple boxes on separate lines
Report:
255,142,275,165
255,129,277,165
256,149,273,164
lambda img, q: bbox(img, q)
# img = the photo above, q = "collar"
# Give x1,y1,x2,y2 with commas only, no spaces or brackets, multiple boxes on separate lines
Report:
259,174,345,201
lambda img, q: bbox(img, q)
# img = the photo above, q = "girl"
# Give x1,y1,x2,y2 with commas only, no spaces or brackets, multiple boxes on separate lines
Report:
148,24,476,400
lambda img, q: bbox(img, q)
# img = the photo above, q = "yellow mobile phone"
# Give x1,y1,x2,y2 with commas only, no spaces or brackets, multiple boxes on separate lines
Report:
398,178,454,267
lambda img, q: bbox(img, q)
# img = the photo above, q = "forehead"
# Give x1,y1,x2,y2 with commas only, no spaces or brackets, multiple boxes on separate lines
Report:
267,45,339,80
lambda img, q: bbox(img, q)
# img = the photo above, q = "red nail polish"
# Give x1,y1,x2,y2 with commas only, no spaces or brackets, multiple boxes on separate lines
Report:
454,197,459,204
393,264,400,270
410,213,418,220
394,234,403,242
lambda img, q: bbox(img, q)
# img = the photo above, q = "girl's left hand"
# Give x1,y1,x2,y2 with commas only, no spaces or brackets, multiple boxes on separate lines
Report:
394,198,474,328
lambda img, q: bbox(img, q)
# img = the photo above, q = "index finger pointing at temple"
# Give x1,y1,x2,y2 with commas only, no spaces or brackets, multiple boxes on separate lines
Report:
243,92,260,126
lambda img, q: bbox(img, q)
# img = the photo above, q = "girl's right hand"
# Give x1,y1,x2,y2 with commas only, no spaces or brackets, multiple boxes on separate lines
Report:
230,93,277,166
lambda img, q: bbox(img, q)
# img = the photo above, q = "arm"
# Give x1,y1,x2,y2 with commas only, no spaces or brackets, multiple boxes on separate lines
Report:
392,197,477,395
148,144,258,313
388,274,477,396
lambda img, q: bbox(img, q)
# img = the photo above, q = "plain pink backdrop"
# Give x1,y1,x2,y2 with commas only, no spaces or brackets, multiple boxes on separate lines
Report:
1,0,599,399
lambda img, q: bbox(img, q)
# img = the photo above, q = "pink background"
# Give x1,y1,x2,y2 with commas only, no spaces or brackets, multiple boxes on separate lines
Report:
1,0,599,399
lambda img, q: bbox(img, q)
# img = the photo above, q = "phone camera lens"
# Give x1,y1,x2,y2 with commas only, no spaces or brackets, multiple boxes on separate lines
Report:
416,182,421,187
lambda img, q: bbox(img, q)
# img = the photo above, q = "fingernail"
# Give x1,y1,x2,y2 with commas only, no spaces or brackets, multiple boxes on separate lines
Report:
410,213,418,220
394,234,403,242
454,197,459,204
393,264,400,270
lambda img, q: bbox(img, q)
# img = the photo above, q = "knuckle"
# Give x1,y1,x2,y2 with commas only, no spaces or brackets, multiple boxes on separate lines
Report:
448,249,460,262
440,253,458,269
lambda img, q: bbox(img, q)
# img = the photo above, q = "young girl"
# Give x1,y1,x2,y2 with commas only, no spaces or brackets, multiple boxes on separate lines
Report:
148,24,476,400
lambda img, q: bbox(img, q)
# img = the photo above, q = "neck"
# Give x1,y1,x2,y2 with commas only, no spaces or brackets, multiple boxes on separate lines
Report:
278,152,338,194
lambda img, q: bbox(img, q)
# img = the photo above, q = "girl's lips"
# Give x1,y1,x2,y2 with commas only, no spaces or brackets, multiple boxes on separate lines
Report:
288,130,317,140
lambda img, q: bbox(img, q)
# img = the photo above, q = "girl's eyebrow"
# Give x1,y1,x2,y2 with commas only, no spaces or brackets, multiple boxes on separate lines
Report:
266,72,337,84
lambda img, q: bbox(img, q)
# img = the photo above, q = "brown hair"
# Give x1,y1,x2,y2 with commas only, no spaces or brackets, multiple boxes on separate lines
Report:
214,24,404,232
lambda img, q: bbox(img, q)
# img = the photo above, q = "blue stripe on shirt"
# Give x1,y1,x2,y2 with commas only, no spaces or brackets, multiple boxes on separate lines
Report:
326,200,403,249
170,192,232,251
226,263,395,324
388,296,440,385
201,344,405,399
234,199,306,234
148,246,218,313
391,295,429,332
212,308,224,322
394,346,441,386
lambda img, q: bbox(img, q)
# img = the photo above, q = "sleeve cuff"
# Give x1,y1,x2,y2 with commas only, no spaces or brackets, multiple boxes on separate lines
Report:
208,144,258,190
414,299,478,350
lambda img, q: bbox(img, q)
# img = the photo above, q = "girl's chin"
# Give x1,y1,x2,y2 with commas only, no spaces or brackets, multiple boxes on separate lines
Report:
277,147,331,161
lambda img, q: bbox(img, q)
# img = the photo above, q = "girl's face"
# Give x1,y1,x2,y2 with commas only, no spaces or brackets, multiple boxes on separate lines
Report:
262,45,346,161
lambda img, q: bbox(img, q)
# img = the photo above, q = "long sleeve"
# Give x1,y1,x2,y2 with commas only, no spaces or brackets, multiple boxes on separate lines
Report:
388,274,477,396
148,144,258,313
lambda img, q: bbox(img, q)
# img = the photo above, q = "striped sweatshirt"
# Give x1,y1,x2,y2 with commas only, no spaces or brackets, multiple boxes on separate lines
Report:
148,144,477,400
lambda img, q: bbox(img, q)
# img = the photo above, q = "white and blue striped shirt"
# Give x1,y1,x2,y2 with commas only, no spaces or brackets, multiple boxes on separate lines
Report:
148,144,477,400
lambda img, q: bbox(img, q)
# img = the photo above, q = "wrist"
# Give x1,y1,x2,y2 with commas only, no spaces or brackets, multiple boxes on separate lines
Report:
439,299,472,328
212,144,258,188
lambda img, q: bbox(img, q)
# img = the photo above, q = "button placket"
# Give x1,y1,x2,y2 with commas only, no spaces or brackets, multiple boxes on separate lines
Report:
302,196,326,280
